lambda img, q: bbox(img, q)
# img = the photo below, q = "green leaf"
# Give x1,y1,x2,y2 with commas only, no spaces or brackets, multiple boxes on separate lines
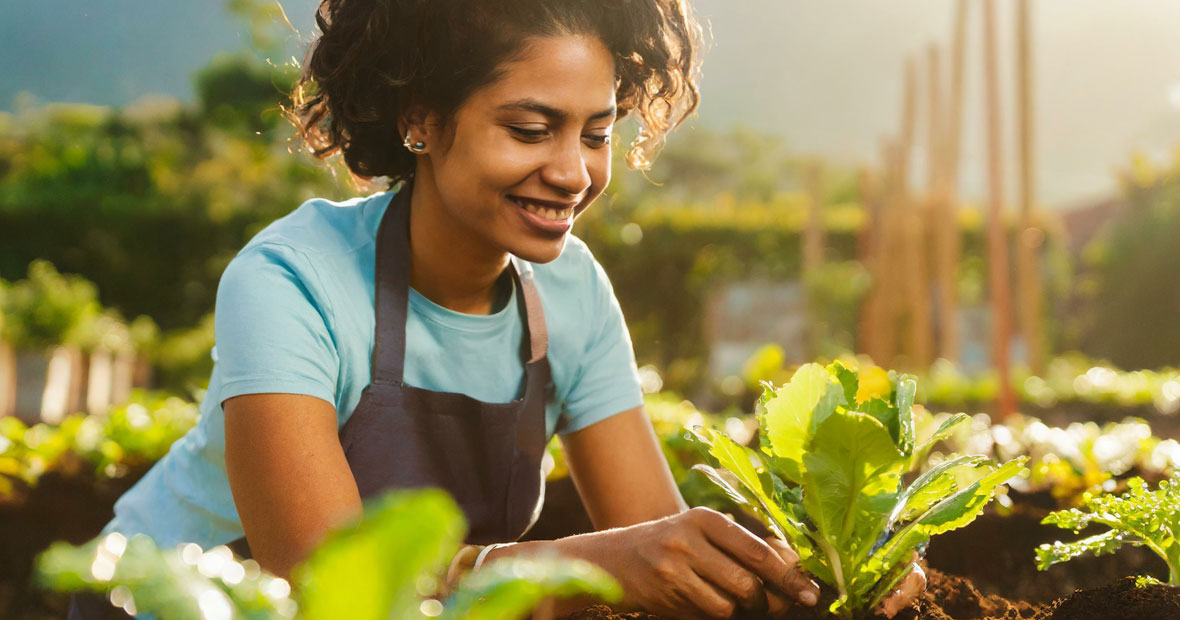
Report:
905,458,1027,536
1037,474,1180,585
801,412,903,561
759,364,846,477
687,428,816,557
855,457,1028,607
36,533,295,620
911,413,970,466
1036,529,1132,571
828,361,860,407
438,555,622,620
894,377,917,457
861,398,899,446
294,489,465,620
890,455,991,526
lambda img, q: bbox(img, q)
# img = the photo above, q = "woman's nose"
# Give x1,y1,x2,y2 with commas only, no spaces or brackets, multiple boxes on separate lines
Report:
541,138,592,196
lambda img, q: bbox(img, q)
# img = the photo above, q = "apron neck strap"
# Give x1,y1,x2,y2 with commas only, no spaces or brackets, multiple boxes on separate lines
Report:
370,186,549,386
510,256,548,365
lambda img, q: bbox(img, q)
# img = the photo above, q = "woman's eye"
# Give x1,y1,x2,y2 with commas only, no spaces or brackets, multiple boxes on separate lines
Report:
583,133,611,148
508,126,548,141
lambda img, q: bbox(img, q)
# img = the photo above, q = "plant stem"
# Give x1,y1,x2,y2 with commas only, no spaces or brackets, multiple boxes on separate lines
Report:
817,536,847,598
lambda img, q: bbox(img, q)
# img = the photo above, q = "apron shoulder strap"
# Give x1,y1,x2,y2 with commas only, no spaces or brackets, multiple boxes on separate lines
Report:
510,256,548,364
370,190,412,385
368,185,552,385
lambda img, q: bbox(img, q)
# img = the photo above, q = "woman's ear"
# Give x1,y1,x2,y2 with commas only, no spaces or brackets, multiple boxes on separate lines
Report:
401,104,446,155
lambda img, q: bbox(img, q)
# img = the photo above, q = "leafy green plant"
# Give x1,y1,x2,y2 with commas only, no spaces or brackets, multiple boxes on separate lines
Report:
928,408,1180,508
687,362,1027,618
1036,474,1180,586
0,260,102,350
0,391,200,499
37,489,622,620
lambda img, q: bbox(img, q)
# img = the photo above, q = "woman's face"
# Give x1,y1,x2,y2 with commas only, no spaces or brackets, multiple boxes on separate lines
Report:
417,34,617,264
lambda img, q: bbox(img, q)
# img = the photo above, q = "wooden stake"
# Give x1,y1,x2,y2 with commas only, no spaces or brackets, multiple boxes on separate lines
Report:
899,57,929,369
938,0,969,364
857,166,882,357
1016,0,1045,375
873,138,901,365
873,56,920,367
982,0,1016,417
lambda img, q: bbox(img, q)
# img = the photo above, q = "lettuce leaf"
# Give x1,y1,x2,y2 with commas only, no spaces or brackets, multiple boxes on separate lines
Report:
688,362,1027,619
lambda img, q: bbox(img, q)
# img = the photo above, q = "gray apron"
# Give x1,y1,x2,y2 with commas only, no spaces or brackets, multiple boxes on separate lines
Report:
70,186,551,618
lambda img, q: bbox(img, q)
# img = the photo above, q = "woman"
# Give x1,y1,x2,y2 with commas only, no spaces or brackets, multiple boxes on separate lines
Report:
78,1,924,618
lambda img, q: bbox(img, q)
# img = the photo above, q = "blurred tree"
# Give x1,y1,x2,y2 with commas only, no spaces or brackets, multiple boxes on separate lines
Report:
195,52,298,136
1077,154,1180,368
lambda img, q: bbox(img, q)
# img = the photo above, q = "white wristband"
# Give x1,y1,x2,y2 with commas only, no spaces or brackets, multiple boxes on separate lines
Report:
473,542,516,572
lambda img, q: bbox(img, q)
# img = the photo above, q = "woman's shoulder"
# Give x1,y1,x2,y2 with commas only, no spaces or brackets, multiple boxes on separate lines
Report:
241,191,394,260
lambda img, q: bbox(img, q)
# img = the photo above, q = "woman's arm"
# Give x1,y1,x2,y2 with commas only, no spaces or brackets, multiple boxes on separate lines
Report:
560,405,686,527
487,407,818,619
223,393,363,579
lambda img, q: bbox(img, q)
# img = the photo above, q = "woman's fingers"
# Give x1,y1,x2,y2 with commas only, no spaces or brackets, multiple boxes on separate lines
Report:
695,510,820,606
765,589,794,618
674,569,742,620
763,536,820,606
687,541,770,615
876,561,927,618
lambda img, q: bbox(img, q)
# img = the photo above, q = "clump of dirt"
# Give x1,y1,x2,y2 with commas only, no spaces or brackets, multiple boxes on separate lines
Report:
895,569,1044,620
561,608,659,620
1042,576,1180,620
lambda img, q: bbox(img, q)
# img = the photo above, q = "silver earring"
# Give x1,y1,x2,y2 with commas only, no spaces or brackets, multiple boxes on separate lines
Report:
403,131,426,153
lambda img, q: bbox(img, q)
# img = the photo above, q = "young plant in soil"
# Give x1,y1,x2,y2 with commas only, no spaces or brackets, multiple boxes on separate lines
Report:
36,489,621,619
687,362,1027,619
1036,473,1180,586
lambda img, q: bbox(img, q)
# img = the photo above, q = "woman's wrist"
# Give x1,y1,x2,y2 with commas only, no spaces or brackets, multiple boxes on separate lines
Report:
442,544,483,596
472,535,616,616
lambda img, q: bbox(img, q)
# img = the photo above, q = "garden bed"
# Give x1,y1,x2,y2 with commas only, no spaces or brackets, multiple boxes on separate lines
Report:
559,569,1180,620
0,467,147,619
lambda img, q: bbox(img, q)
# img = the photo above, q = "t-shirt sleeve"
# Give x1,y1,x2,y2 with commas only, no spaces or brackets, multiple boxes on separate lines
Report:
213,244,340,408
557,257,644,435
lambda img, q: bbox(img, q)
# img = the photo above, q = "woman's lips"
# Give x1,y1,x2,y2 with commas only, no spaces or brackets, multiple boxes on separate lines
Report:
509,196,575,234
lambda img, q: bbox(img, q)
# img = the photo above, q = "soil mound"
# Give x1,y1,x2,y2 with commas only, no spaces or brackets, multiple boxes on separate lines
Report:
1043,576,1180,620
558,569,1048,620
557,569,1180,620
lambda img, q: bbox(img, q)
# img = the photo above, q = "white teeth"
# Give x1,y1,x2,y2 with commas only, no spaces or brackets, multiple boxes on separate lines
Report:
514,198,573,221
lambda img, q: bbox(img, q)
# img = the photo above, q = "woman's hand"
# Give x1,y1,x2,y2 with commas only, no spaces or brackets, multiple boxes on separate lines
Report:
557,506,820,619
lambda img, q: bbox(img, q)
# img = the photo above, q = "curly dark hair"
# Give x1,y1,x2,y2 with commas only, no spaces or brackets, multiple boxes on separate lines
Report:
287,0,703,188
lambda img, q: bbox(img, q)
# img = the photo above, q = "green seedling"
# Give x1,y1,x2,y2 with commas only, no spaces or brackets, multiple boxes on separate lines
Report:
1037,473,1180,586
687,362,1027,619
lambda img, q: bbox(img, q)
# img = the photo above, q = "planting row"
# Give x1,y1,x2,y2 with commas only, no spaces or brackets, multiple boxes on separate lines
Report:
741,345,1180,416
25,362,1180,619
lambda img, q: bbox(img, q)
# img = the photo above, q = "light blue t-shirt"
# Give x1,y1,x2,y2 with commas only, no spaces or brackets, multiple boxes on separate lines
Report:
104,189,643,552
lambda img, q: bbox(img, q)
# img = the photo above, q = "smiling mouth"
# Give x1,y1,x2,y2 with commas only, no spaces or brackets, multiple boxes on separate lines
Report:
509,196,576,221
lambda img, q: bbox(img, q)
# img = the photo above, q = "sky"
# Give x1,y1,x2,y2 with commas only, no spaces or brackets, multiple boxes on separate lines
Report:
6,0,1180,207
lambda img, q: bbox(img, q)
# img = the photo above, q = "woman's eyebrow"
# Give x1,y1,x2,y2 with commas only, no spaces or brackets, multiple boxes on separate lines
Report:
496,98,617,122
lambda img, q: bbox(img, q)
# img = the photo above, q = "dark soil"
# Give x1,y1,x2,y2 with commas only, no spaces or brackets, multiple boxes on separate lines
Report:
557,569,1180,620
1042,576,1180,620
0,465,147,620
925,505,1168,603
558,569,1047,620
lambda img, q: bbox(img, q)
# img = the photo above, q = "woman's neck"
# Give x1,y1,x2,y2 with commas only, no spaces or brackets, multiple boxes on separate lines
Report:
406,173,510,315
